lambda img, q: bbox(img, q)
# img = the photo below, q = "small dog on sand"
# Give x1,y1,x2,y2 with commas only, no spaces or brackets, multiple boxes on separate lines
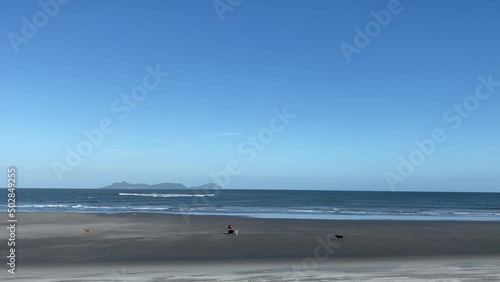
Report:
83,227,92,235
335,234,344,240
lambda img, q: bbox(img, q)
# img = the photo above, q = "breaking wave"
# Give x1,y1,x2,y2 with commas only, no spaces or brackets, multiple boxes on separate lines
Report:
118,193,215,198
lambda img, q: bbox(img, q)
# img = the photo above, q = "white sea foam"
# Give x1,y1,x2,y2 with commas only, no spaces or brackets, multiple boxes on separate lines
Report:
133,207,171,210
16,204,69,208
118,193,215,198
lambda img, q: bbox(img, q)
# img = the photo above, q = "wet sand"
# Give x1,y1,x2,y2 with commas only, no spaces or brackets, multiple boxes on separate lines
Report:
1,212,499,280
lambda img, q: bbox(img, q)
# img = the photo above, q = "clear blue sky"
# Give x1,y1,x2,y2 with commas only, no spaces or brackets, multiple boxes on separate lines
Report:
1,0,499,191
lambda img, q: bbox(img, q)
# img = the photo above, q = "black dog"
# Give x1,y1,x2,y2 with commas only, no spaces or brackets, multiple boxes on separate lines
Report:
335,234,345,240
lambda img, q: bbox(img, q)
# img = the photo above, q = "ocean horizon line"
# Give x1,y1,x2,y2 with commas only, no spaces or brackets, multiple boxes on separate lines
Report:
11,187,500,193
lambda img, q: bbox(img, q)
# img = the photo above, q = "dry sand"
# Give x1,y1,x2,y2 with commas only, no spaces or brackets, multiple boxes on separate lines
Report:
4,257,500,281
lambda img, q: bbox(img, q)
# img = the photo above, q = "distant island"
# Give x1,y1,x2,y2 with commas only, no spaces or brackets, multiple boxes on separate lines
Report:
99,181,221,190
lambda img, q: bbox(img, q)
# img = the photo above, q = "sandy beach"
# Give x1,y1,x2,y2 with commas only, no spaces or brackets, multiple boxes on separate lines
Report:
2,213,500,281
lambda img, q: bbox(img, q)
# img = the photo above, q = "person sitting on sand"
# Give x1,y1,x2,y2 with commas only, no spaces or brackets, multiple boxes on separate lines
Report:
227,225,235,234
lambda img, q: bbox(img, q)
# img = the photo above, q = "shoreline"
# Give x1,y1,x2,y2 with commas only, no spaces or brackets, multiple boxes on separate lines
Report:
4,212,500,264
11,210,500,222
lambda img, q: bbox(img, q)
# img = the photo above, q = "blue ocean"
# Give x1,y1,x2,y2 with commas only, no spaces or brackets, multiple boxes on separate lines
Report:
5,189,500,221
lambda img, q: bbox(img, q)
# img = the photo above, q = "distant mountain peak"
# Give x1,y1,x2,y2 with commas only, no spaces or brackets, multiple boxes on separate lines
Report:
189,183,221,190
99,182,221,190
